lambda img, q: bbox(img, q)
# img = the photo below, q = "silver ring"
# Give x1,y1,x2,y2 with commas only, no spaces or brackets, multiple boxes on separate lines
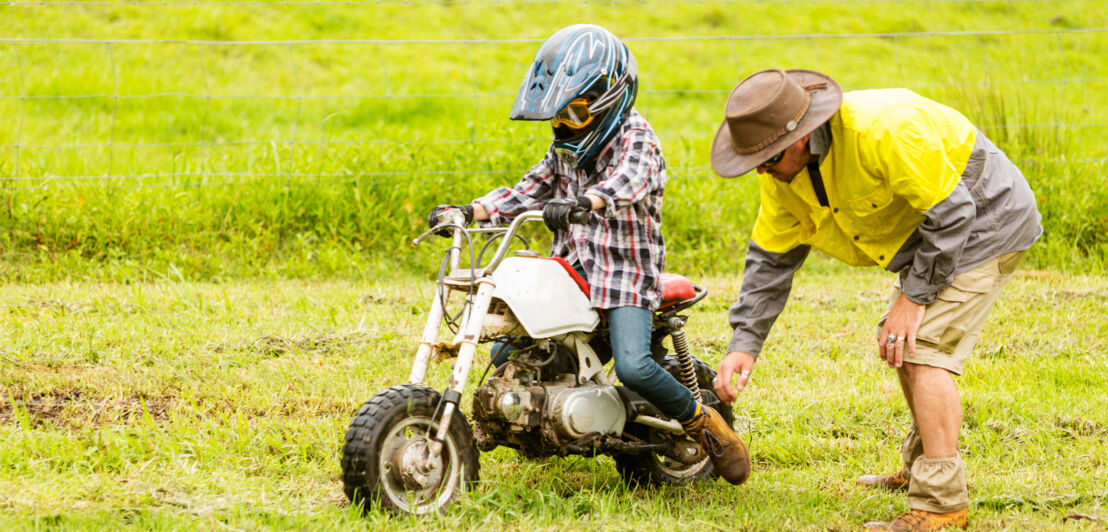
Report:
886,334,899,345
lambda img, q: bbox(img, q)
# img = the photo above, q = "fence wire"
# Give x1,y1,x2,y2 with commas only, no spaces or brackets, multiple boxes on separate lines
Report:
3,0,1094,6
2,27,1105,188
4,0,1094,4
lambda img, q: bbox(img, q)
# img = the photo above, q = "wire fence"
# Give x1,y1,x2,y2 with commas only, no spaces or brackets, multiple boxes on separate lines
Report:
2,25,1106,189
3,0,1096,6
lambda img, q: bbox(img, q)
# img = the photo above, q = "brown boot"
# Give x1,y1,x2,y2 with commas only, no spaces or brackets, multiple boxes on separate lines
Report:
858,470,910,491
681,404,751,485
863,508,968,531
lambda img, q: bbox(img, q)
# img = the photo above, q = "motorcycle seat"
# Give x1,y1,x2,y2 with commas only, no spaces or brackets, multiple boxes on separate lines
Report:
659,273,697,309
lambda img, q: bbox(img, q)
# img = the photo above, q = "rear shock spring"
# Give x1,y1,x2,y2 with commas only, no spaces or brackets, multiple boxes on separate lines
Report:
667,317,700,399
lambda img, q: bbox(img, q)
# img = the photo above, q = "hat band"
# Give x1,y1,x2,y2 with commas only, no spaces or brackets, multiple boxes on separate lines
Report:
731,93,811,155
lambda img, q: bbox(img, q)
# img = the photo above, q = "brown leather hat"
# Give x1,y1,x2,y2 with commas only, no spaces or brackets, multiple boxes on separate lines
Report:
710,69,842,178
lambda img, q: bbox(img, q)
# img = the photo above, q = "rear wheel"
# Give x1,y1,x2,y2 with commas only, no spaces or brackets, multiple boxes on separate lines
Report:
613,355,736,486
341,385,480,514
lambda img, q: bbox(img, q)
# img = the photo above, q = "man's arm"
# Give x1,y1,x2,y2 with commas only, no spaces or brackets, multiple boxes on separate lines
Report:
715,241,810,402
899,181,976,305
871,116,978,305
880,180,975,367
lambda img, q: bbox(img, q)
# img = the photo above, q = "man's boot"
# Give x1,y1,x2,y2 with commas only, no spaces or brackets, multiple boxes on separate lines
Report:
858,470,910,491
863,508,968,531
681,404,751,485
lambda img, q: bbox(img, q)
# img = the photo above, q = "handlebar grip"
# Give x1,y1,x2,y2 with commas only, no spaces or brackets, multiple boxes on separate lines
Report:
568,208,590,225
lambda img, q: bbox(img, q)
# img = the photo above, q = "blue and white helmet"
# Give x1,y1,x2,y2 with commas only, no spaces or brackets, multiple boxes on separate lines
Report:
510,24,638,169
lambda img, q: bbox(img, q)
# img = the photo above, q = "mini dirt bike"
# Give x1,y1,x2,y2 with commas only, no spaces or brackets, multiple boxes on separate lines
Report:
341,209,738,514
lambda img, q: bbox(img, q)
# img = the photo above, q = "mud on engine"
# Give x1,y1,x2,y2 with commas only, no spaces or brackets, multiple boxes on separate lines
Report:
471,341,634,457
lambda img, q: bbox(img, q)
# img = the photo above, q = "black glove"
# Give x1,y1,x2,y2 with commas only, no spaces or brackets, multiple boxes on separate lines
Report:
427,204,475,237
542,196,592,232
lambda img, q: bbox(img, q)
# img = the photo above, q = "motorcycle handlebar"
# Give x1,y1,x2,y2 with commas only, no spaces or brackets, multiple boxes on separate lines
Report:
568,208,590,226
412,208,468,246
482,210,545,273
413,210,547,275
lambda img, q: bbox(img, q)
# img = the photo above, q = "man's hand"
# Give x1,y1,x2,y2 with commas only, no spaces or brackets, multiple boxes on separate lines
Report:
427,204,475,237
878,293,926,368
542,196,592,232
715,351,756,403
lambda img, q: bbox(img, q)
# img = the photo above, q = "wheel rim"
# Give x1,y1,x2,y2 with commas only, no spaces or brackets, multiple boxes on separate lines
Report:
377,415,463,514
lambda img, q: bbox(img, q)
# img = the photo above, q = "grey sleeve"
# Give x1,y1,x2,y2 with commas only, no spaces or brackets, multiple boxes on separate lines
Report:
899,181,976,304
728,242,810,358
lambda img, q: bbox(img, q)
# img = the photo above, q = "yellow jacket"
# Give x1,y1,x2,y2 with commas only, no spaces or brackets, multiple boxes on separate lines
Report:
751,89,976,267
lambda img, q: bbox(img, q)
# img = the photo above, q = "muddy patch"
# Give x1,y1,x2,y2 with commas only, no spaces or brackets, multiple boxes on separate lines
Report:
1053,417,1107,438
360,294,408,306
203,331,373,359
249,332,370,357
0,389,174,428
5,298,94,317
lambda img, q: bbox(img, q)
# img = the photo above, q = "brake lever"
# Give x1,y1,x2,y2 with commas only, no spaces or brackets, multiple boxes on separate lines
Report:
412,223,457,246
413,209,468,246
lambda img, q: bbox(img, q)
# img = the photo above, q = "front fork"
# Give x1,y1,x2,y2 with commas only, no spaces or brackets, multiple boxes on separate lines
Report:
408,228,465,384
409,277,496,458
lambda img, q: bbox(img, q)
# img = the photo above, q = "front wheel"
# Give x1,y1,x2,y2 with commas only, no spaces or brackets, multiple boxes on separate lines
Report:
613,355,736,486
341,385,480,514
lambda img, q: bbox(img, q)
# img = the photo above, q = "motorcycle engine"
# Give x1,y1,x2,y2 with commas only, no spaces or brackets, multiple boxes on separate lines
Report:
547,384,626,439
472,346,628,454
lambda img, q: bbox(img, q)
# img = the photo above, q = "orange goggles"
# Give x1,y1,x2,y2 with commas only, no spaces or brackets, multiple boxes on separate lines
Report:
549,98,595,129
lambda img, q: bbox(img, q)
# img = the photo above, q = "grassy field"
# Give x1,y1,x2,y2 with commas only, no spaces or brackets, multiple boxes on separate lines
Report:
1,1,1107,279
1,2,1107,530
1,261,1106,530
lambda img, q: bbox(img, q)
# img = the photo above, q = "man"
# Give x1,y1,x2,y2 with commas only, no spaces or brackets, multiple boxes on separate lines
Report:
429,24,750,485
709,69,1041,529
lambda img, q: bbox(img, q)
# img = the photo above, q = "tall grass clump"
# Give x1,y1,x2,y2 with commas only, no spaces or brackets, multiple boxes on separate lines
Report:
1,2,1106,281
940,80,1108,272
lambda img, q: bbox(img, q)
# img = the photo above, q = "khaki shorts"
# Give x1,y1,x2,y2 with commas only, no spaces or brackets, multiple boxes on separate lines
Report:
877,251,1025,375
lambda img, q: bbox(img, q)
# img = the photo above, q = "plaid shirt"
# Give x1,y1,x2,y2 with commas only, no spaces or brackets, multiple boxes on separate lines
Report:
474,110,667,310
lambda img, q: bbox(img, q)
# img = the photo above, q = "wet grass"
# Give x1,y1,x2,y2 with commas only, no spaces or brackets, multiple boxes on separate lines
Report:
1,262,1105,530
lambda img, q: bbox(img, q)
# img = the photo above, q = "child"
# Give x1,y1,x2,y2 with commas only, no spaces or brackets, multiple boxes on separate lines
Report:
428,24,749,484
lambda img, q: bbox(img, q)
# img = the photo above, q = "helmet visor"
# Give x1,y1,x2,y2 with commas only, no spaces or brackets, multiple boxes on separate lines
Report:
549,98,595,130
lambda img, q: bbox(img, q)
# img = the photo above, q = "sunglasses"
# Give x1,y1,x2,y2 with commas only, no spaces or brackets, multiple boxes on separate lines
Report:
549,98,595,130
759,149,786,169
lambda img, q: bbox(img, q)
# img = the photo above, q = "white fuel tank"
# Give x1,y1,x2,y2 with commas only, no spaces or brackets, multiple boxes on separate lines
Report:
490,256,600,338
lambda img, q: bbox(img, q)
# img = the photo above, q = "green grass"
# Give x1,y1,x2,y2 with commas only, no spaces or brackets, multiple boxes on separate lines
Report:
1,4,1106,529
1,262,1105,530
1,2,1107,280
